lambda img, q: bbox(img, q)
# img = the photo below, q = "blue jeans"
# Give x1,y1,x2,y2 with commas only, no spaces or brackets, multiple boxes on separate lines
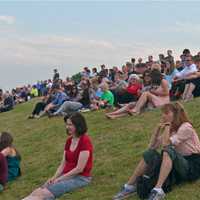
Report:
46,176,91,199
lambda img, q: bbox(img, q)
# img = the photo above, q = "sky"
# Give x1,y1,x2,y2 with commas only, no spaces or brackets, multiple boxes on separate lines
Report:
0,1,200,90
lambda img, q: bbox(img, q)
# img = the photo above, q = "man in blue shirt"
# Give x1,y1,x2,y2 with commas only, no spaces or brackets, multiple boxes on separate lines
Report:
41,84,68,116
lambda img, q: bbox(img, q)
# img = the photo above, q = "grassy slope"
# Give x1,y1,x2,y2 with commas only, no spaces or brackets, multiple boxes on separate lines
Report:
0,98,200,200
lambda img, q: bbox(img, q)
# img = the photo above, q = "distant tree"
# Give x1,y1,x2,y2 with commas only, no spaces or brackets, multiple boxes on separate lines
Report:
71,72,82,84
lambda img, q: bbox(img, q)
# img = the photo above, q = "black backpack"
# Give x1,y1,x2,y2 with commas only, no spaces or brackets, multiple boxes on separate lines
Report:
136,154,172,199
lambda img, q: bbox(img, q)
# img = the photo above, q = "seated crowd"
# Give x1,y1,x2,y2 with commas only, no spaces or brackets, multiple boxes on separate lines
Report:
23,48,200,120
1,49,200,200
1,49,200,118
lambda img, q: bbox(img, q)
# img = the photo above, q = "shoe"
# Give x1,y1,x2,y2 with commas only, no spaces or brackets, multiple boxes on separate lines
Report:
47,112,55,118
113,184,136,200
148,188,165,200
37,111,46,118
80,108,91,113
34,115,41,119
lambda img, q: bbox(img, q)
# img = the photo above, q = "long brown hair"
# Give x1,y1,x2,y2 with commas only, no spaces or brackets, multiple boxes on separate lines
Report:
0,132,21,160
162,102,191,132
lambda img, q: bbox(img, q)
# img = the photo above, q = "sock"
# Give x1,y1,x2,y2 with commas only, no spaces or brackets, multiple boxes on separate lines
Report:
124,183,135,190
153,187,163,193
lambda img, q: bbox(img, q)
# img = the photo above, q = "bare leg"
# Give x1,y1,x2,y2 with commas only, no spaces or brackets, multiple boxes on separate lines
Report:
127,158,148,185
155,152,172,188
130,92,152,114
106,112,129,119
23,188,54,200
182,84,190,100
106,102,135,116
185,83,195,101
22,196,41,200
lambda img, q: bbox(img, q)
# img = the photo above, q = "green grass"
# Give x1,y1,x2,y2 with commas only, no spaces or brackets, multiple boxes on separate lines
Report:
1,98,200,200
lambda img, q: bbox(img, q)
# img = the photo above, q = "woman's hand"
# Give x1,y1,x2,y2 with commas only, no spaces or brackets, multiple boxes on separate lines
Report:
148,123,163,149
161,123,171,147
1,147,11,156
150,88,157,95
45,176,57,186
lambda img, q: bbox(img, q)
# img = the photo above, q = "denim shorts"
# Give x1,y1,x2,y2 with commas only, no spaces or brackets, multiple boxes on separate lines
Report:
46,175,91,199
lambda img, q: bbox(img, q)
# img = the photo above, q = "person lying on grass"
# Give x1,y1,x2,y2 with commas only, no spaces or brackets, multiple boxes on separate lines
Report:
23,112,93,200
0,132,21,192
113,102,200,200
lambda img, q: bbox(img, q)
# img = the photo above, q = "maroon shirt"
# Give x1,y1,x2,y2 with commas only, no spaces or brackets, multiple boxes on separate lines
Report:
0,153,8,185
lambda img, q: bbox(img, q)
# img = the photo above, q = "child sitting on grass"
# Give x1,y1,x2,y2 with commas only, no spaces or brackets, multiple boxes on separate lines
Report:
0,132,21,191
90,82,114,110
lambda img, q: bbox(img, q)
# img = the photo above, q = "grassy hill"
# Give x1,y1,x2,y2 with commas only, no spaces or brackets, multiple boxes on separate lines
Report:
1,98,200,200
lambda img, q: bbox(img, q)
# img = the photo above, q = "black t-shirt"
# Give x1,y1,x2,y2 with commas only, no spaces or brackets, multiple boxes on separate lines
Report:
53,72,60,81
79,89,90,107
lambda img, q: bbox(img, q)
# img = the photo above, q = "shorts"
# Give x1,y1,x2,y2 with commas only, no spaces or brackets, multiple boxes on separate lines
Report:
46,176,91,199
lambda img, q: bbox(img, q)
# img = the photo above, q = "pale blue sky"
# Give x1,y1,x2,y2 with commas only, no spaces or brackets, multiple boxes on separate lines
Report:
0,1,200,89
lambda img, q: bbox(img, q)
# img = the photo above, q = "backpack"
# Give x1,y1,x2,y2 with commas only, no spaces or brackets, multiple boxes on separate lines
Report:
136,154,172,199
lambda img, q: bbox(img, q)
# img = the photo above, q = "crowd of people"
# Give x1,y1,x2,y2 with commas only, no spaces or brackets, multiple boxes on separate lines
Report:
25,48,200,120
1,48,200,200
1,48,200,118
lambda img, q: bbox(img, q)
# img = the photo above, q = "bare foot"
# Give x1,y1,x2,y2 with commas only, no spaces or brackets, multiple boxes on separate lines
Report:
128,109,140,116
105,113,116,119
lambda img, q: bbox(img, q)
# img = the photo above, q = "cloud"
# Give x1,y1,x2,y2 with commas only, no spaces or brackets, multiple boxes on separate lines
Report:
164,21,200,34
0,34,162,70
0,15,15,25
1,32,196,89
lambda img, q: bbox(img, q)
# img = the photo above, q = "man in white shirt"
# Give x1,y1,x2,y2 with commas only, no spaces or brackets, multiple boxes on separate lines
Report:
174,55,197,80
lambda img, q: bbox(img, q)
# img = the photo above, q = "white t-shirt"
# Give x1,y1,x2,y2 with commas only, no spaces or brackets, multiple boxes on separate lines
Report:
176,64,197,79
47,82,53,89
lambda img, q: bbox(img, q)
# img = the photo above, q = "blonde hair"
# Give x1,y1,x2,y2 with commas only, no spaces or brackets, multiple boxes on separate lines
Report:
162,102,191,132
100,82,109,91
90,77,99,89
151,62,161,71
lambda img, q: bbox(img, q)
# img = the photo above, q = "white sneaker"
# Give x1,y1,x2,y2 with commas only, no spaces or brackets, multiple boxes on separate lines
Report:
113,184,136,200
148,188,165,200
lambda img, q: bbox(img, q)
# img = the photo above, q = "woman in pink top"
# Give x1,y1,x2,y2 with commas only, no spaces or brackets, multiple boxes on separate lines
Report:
23,112,93,200
106,69,169,119
113,102,200,200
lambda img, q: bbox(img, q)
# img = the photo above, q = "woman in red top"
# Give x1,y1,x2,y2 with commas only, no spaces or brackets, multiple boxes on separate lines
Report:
126,74,142,97
23,112,93,200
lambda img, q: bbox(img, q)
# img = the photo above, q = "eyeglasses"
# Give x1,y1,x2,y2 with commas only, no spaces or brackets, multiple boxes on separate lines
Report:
186,59,192,62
